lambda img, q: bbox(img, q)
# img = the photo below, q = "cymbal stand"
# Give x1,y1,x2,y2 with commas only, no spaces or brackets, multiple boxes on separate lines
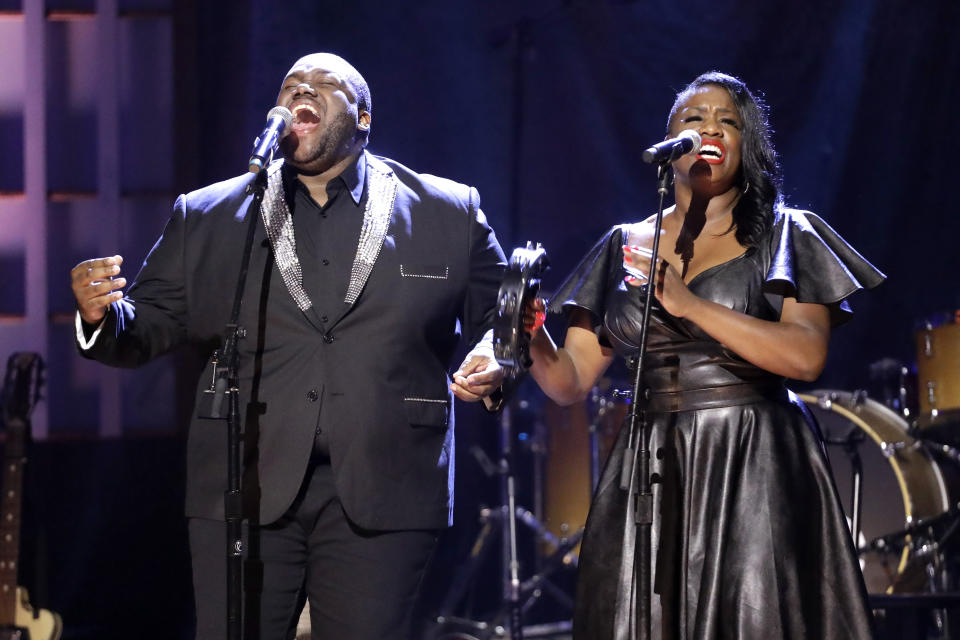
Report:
501,404,524,640
916,519,958,640
433,405,579,639
925,546,950,639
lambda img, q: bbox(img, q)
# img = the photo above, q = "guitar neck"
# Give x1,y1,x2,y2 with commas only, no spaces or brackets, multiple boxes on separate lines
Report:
0,417,25,626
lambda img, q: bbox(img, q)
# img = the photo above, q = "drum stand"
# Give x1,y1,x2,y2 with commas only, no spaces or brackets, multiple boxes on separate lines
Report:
824,426,866,551
903,392,960,634
432,405,580,640
866,503,960,639
864,433,960,639
908,442,960,639
589,385,624,490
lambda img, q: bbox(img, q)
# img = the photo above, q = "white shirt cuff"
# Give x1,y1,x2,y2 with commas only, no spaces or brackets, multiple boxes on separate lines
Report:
75,311,106,350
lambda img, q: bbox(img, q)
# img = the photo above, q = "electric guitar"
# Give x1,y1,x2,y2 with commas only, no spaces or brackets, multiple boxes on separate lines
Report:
0,353,62,640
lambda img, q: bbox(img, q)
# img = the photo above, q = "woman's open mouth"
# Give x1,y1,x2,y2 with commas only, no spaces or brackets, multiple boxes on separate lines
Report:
696,140,725,165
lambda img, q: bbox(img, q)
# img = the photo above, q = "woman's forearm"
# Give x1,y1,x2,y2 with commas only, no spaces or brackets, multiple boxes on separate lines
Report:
682,295,830,381
528,312,615,405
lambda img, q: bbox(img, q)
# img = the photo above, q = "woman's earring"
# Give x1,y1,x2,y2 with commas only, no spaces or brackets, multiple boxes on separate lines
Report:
742,180,751,195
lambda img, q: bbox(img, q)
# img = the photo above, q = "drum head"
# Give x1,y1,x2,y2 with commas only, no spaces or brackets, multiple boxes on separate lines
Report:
800,390,951,593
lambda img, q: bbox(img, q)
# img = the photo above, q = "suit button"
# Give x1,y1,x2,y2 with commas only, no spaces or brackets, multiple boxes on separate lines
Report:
320,315,329,323
321,258,330,266
322,334,334,344
307,389,319,402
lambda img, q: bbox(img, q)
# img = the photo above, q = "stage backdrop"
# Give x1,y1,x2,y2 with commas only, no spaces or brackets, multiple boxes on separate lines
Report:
0,0,957,637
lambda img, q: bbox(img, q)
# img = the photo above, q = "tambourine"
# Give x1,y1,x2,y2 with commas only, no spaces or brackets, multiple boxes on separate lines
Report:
493,242,550,372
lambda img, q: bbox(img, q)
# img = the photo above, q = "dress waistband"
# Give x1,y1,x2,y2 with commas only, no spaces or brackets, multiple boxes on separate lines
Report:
644,383,785,413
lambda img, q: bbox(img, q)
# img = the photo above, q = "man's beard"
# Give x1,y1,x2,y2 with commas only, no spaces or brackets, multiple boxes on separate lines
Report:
282,110,358,174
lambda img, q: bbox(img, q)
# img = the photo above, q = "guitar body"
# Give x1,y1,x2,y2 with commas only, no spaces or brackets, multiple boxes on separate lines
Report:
2,586,63,640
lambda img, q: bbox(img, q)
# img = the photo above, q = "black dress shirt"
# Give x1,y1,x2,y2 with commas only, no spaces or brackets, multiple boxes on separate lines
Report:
282,154,367,458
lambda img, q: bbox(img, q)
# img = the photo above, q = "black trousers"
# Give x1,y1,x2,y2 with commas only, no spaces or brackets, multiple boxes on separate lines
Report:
189,461,439,640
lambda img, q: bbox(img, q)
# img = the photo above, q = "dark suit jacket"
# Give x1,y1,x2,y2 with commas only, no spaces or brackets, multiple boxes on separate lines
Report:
80,151,506,530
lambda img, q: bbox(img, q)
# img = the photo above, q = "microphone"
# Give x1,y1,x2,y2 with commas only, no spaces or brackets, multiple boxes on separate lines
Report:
641,130,702,164
248,106,293,173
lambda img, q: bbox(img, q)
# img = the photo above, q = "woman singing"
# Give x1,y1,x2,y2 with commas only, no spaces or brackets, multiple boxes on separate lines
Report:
525,72,883,639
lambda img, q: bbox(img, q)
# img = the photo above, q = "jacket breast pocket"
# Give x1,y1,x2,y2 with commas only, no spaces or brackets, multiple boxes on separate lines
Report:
403,396,450,428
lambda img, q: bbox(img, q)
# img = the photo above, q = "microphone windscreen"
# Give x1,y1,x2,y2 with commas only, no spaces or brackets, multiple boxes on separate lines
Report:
678,129,702,154
267,106,294,130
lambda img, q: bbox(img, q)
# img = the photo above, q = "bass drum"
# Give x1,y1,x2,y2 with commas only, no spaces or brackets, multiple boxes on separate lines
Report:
541,386,625,554
799,390,952,593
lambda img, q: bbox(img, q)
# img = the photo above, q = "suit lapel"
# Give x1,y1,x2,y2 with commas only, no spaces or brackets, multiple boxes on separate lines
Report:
343,154,397,306
259,161,324,329
259,154,398,331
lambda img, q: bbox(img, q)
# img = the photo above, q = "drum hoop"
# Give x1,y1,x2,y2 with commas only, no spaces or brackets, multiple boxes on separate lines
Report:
799,392,921,585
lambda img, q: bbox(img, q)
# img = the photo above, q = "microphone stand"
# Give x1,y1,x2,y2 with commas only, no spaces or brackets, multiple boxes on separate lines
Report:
208,166,270,640
618,163,671,640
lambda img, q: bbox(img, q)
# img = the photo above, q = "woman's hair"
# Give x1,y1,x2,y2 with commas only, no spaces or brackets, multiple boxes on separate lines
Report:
668,72,782,247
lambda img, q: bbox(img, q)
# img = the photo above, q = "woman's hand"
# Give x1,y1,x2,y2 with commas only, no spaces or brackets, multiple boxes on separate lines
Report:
451,353,504,402
522,297,547,337
622,245,698,318
450,329,505,402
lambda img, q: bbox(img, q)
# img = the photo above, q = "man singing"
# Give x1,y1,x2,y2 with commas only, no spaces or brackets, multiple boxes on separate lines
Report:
71,52,506,640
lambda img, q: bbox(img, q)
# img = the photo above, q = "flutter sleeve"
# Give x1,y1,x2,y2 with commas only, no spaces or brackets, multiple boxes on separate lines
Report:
763,208,885,326
547,225,625,333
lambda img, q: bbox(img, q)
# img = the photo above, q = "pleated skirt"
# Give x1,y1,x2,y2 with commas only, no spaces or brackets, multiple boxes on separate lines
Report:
572,394,874,640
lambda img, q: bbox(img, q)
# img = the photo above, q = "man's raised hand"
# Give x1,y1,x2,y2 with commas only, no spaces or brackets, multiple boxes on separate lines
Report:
71,255,126,325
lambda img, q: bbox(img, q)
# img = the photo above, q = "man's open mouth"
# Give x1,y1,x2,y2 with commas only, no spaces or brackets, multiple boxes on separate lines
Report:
291,103,321,134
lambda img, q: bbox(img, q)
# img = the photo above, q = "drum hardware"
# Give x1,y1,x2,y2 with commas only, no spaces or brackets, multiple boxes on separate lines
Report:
432,404,576,640
824,427,867,550
473,504,579,568
862,502,960,554
880,440,909,458
862,499,960,637
800,390,957,594
588,386,630,490
431,499,580,640
432,618,573,640
934,444,960,464
868,358,917,421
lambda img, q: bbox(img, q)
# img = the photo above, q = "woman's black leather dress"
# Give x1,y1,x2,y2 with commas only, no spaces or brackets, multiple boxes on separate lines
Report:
551,208,884,640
